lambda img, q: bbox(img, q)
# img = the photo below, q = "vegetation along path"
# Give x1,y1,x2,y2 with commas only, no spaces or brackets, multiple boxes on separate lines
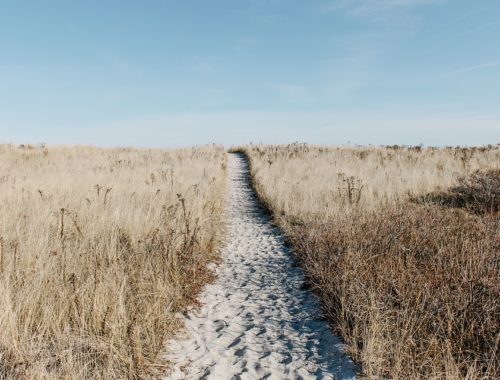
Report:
163,153,356,380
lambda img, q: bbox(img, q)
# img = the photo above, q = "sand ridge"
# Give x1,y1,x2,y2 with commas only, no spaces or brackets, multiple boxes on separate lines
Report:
163,153,357,380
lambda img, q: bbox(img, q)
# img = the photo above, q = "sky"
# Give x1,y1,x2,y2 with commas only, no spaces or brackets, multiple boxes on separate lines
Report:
1,0,499,147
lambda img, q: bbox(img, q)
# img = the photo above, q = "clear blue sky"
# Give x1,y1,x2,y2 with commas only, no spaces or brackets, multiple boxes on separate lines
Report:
1,0,499,147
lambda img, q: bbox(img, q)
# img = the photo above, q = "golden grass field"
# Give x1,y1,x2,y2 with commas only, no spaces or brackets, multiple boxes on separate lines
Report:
0,144,226,379
241,144,499,379
1,142,498,379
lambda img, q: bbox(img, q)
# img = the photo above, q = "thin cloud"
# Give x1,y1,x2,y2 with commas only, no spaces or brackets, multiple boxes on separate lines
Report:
190,56,223,75
268,83,316,105
323,0,445,19
438,2,500,29
9,110,496,147
452,60,500,74
89,45,135,74
463,19,500,34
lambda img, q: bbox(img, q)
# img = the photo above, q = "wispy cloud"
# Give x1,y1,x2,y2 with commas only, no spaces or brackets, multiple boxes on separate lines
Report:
462,19,500,35
438,2,500,30
452,60,500,74
190,56,223,75
323,0,445,20
268,83,316,105
89,45,135,74
8,110,496,147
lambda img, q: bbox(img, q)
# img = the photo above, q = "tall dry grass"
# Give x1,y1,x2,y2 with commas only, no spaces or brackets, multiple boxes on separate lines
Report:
240,143,500,379
0,144,226,379
243,144,499,222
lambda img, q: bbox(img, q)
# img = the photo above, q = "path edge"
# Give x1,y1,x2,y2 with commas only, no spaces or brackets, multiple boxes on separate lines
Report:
228,148,362,377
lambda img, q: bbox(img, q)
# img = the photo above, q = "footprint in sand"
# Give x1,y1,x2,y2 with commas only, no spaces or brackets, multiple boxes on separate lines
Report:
163,153,357,380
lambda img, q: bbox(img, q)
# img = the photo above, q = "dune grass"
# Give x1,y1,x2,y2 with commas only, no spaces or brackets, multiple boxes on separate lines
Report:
0,144,226,379
241,143,499,379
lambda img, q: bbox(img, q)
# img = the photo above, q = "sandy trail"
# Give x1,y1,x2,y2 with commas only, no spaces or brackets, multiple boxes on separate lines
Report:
163,153,356,380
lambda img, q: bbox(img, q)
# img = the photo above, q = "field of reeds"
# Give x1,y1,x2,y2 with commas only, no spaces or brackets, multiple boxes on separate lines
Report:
0,144,226,379
241,143,500,379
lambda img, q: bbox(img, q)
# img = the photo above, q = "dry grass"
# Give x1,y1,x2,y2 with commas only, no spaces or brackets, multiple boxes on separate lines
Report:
242,144,499,222
0,144,226,379
240,143,500,379
417,169,500,215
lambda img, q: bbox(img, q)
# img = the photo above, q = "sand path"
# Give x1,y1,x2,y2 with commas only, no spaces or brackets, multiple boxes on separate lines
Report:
163,153,356,380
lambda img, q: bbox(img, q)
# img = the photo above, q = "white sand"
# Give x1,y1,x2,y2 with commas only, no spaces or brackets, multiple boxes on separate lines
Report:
163,153,357,380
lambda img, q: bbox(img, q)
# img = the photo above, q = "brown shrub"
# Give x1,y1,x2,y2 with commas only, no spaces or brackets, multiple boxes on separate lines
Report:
418,169,500,215
289,205,499,379
451,169,500,214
